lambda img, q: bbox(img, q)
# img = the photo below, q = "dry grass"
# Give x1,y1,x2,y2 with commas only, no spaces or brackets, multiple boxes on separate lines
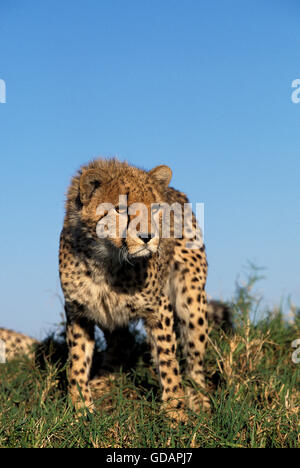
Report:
0,269,299,448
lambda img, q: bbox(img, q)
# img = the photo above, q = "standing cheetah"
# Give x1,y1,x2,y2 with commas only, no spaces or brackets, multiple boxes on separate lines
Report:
59,158,210,421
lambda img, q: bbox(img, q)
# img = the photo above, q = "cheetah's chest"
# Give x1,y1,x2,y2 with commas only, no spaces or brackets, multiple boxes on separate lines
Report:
65,266,162,331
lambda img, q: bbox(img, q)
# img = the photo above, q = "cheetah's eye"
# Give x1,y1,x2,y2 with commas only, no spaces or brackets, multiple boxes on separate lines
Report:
115,205,127,214
151,204,160,214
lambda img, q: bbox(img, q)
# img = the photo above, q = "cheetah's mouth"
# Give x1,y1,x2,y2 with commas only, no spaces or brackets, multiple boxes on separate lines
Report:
117,243,153,263
130,247,152,258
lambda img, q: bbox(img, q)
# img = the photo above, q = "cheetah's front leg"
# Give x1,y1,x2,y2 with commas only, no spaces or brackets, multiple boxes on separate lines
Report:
65,306,95,413
175,284,210,412
145,297,187,423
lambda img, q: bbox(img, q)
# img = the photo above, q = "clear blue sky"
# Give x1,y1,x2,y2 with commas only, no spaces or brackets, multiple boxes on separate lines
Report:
0,0,299,337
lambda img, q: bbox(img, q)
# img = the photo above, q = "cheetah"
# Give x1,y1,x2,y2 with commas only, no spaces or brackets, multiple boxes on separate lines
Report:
0,158,227,421
58,157,210,421
0,328,38,361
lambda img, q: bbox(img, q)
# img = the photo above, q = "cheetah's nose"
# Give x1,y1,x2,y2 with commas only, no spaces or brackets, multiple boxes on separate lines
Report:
138,233,154,244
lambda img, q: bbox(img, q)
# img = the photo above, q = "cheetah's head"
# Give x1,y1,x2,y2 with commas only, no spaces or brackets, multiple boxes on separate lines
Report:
76,159,172,261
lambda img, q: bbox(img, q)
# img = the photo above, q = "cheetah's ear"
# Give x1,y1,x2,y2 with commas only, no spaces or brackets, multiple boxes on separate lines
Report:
149,165,172,187
80,169,103,204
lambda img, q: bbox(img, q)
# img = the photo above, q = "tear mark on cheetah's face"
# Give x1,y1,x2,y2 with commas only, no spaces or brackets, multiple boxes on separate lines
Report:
78,162,172,261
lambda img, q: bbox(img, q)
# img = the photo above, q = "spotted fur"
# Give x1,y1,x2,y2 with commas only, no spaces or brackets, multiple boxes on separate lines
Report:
0,300,231,419
58,158,210,421
0,158,229,422
0,328,38,361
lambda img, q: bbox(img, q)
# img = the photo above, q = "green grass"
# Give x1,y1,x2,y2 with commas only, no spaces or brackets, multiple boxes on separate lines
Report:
0,271,299,448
